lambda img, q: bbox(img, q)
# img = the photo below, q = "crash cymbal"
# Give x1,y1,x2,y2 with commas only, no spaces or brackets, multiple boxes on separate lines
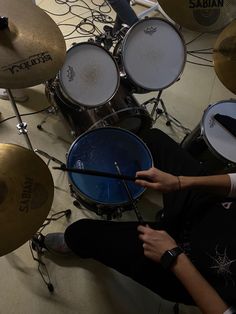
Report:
0,144,54,256
158,0,236,33
0,0,66,89
213,20,236,94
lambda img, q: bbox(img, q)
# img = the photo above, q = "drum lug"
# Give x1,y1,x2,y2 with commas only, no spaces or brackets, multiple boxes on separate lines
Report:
70,130,76,137
101,119,109,127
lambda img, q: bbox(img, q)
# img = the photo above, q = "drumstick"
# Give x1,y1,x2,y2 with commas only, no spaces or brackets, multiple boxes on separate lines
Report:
52,166,152,182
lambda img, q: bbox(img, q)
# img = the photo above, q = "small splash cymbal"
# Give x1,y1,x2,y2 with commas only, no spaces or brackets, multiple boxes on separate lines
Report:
0,144,54,256
158,0,236,33
0,0,66,89
213,20,236,94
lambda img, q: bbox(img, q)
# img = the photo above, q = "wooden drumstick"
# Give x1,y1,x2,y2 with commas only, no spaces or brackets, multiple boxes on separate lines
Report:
52,166,152,182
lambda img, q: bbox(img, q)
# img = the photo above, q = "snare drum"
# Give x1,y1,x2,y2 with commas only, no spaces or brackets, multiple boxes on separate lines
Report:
67,127,153,218
114,18,186,92
46,80,153,137
58,42,120,108
181,100,236,172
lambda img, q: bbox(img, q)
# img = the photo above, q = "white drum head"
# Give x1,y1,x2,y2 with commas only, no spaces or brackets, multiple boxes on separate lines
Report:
202,100,236,164
59,43,119,107
122,18,186,91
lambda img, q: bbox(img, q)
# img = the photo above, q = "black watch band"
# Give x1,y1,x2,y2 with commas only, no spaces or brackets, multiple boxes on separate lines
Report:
160,246,184,270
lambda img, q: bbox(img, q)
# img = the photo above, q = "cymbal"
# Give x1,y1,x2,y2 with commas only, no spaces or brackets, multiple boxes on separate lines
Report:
158,0,236,33
213,20,236,94
0,0,66,89
0,144,54,256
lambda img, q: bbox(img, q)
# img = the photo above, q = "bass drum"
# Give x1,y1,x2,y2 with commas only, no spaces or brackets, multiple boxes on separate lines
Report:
181,100,236,173
45,80,153,137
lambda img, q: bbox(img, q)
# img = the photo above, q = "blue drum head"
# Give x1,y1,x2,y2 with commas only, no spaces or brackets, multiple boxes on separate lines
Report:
67,127,153,205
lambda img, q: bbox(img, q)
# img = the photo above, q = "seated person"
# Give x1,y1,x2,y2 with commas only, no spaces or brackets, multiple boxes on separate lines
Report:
42,128,236,314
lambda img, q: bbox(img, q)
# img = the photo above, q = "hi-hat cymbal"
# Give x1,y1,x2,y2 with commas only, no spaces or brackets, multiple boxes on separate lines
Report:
158,0,236,33
0,0,66,89
0,144,54,256
213,20,236,94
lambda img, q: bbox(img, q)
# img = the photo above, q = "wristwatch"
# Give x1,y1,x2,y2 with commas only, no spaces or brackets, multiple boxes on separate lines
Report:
160,246,184,270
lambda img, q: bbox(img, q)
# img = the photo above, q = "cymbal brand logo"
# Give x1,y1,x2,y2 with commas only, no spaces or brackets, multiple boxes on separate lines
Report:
19,177,34,213
1,52,53,75
189,0,224,8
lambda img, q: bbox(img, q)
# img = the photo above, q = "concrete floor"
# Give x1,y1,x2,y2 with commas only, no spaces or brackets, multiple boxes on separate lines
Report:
0,1,235,313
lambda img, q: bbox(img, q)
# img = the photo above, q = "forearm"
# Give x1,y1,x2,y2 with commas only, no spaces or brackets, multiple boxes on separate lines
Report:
178,174,232,196
172,254,228,314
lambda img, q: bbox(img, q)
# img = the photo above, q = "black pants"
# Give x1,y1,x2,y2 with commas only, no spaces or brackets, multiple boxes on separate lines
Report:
65,129,215,304
107,0,138,32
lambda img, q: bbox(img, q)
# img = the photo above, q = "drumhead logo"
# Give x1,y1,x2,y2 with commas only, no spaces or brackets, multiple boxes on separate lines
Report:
144,26,157,35
67,66,75,82
189,0,224,8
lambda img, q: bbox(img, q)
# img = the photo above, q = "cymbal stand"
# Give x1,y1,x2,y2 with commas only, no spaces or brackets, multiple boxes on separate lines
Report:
141,90,191,135
30,209,72,292
6,90,64,166
6,89,34,151
7,90,69,291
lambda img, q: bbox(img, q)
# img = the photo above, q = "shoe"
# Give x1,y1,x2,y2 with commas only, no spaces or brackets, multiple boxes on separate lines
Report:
44,232,73,256
0,89,29,102
103,25,113,36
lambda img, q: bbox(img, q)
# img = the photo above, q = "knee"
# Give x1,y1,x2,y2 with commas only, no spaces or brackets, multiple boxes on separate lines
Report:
140,128,167,144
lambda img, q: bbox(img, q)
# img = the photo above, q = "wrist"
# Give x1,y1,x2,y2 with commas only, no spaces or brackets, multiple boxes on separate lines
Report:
178,176,195,190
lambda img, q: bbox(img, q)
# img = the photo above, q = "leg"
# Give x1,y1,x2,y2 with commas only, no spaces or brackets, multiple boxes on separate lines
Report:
64,219,195,305
107,0,138,32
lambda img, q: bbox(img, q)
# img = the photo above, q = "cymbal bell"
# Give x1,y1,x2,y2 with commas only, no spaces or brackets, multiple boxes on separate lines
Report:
213,20,236,94
0,0,66,89
0,144,54,256
158,0,236,33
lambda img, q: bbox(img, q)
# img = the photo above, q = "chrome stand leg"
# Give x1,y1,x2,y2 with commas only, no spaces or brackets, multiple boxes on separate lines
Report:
142,90,191,135
7,89,34,151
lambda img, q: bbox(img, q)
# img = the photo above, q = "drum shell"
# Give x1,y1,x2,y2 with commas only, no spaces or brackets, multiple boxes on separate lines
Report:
181,100,236,173
181,124,229,173
45,80,153,137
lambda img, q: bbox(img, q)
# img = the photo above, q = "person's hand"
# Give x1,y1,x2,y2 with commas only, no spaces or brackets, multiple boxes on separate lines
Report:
135,167,180,193
138,225,177,263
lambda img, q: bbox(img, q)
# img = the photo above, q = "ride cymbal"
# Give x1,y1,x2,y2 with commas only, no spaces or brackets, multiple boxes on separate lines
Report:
213,20,236,94
0,144,54,256
158,0,236,33
0,0,66,89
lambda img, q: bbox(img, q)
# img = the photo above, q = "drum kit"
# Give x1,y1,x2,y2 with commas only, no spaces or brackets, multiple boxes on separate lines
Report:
0,0,236,260
45,17,187,137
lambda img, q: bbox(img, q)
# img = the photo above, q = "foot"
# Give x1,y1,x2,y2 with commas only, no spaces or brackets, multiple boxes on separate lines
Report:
44,232,73,256
0,89,29,102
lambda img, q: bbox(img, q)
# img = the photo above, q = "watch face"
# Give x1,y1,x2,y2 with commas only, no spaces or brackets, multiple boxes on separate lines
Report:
160,247,183,270
160,251,175,270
